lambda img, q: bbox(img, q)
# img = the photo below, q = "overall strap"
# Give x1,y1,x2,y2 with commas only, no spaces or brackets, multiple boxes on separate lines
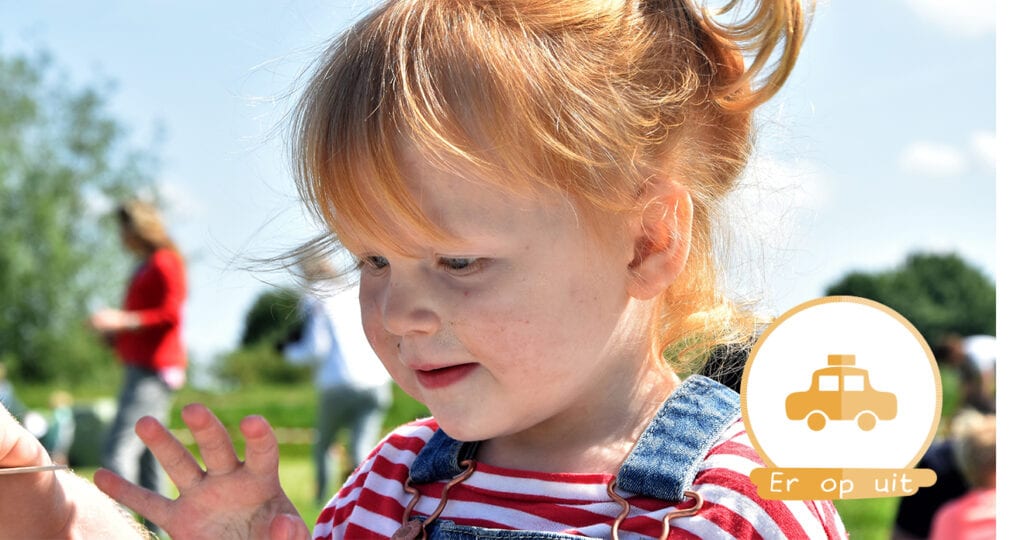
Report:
615,374,741,501
407,374,740,498
409,428,479,484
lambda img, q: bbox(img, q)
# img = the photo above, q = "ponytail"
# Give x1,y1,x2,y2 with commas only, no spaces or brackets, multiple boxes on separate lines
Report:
701,0,809,110
636,0,812,368
642,0,810,112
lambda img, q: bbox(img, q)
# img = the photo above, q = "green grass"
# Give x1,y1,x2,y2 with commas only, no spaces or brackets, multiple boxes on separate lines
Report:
834,497,900,539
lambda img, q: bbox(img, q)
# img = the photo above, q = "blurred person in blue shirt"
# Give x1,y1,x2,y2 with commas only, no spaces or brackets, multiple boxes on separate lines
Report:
281,255,394,502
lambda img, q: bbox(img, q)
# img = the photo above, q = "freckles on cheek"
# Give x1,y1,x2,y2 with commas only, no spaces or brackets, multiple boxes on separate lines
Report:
364,329,391,357
360,311,394,361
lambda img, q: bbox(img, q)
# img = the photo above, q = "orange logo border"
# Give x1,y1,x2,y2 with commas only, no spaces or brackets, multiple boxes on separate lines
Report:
740,295,943,469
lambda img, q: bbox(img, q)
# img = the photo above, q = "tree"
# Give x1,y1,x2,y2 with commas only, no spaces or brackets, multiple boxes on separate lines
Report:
824,252,995,347
214,287,311,386
0,50,159,385
239,287,305,348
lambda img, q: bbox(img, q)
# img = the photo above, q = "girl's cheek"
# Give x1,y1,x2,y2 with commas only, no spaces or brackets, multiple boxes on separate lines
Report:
359,294,392,356
361,314,392,357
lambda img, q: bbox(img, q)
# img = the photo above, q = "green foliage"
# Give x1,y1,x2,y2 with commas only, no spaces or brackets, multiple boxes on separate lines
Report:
825,252,995,346
383,384,431,429
0,50,159,385
213,343,312,387
166,382,426,441
213,288,309,385
240,287,304,347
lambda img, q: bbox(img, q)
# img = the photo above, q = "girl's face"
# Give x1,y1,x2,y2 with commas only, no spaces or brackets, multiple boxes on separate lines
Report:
354,150,664,444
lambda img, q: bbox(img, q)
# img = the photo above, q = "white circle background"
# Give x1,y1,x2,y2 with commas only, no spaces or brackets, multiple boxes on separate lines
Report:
744,299,940,469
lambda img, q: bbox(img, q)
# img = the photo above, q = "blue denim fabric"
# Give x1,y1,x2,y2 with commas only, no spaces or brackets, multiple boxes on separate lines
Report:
405,375,740,539
102,365,174,537
616,375,741,501
427,522,586,539
409,431,480,484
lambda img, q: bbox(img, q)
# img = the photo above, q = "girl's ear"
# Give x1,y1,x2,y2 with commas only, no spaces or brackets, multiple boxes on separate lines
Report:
626,180,693,300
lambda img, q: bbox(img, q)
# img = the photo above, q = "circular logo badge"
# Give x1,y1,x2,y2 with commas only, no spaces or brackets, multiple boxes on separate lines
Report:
742,296,941,470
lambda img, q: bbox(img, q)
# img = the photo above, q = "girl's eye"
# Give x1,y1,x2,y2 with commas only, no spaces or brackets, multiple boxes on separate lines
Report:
358,255,390,272
437,257,486,275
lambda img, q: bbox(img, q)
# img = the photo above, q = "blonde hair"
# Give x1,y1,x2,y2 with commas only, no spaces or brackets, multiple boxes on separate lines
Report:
291,0,810,370
117,199,177,254
951,410,997,489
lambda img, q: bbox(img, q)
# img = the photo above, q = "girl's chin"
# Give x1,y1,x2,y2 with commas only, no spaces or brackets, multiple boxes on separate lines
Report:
430,406,503,443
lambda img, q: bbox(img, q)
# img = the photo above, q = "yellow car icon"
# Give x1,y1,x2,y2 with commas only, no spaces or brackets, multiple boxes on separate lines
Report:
786,354,897,431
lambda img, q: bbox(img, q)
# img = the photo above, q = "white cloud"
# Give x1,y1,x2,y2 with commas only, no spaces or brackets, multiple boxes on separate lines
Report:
150,178,205,221
80,180,204,225
970,130,996,169
898,141,968,178
903,0,996,37
82,185,115,218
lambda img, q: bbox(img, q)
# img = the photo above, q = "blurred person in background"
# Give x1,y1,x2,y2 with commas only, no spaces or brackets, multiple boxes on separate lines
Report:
89,198,187,536
936,334,995,416
280,254,393,503
930,410,996,539
961,334,996,410
0,363,26,422
892,335,997,540
40,390,76,466
892,437,970,540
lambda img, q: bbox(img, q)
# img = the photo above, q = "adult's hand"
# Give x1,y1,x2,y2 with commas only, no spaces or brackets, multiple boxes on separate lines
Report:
0,403,145,539
95,403,311,540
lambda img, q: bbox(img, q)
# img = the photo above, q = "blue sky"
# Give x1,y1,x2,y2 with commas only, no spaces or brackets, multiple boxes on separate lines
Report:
2,0,997,369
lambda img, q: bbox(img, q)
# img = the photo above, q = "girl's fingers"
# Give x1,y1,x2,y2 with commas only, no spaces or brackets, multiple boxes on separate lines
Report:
239,415,280,476
134,415,204,491
181,403,241,475
94,468,174,529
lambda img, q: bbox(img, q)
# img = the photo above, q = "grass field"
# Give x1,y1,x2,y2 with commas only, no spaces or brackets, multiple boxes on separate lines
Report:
20,382,899,536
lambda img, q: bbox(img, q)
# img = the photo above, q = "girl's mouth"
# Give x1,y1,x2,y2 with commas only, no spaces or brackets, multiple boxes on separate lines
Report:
414,363,478,389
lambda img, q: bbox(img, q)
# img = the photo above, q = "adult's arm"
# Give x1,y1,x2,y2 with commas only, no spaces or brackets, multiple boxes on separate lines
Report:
90,250,187,333
283,297,332,365
0,403,146,539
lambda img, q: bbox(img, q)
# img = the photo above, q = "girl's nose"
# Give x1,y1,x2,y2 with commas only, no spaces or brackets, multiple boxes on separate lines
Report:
374,275,442,337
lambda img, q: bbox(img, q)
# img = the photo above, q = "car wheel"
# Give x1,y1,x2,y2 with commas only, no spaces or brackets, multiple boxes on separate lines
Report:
856,411,878,431
807,411,827,431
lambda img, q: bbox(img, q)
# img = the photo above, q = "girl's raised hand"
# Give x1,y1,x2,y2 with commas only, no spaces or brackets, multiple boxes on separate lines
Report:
94,403,311,540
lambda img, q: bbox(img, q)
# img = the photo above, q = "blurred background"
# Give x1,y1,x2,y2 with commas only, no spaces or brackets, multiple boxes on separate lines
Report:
0,0,1001,538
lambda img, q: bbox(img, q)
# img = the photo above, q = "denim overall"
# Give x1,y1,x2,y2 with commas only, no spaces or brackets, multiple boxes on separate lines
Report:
404,375,741,539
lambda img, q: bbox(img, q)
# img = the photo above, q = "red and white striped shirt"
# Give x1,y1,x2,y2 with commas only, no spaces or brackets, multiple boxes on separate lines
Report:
315,418,848,539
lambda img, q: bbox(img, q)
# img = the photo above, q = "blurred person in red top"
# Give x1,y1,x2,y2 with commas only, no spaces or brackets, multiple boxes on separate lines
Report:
89,198,187,537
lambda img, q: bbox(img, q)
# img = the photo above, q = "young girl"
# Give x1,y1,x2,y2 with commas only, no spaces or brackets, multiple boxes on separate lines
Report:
0,0,847,538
